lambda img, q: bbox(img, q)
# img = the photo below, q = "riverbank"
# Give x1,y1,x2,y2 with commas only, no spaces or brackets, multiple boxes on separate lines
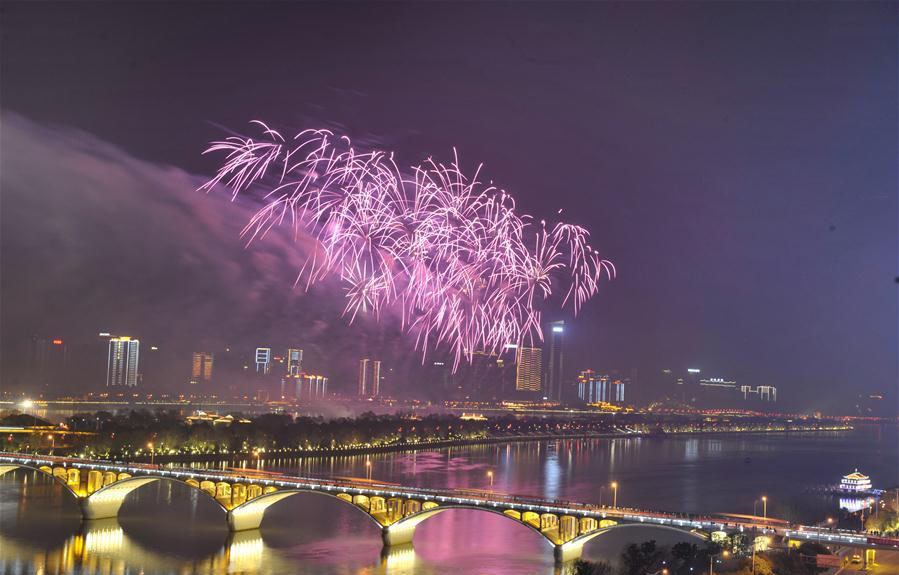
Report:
123,424,851,464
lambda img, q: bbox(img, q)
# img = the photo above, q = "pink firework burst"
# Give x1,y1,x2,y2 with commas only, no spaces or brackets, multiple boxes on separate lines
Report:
200,122,615,369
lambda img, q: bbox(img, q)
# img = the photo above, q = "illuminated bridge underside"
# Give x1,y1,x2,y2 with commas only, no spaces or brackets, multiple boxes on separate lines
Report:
0,459,718,562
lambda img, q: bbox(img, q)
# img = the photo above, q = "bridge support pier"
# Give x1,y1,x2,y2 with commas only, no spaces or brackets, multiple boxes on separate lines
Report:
382,523,417,547
554,541,585,563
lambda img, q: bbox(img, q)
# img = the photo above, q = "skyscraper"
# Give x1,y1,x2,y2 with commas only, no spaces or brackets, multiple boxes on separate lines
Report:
545,321,565,401
371,360,381,397
358,358,381,398
29,336,67,387
577,370,612,403
191,352,214,384
515,346,542,393
295,373,328,400
358,358,369,396
611,378,626,403
287,348,303,375
255,347,272,374
107,337,139,387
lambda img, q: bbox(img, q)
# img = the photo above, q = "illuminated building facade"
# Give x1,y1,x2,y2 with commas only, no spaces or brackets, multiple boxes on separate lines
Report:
287,348,303,375
577,370,626,404
190,352,214,385
699,377,737,390
686,368,701,386
255,347,271,374
840,470,872,492
107,337,139,387
544,321,565,401
358,358,381,397
611,378,625,403
295,373,328,400
740,384,777,402
578,369,606,403
515,346,542,392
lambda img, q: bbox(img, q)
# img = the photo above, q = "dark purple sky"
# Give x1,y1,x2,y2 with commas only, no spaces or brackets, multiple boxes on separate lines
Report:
1,2,896,412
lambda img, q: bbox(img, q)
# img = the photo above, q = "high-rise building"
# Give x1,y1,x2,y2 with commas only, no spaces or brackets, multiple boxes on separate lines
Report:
577,369,599,402
515,346,542,392
611,378,626,403
454,351,509,400
295,373,328,400
686,368,701,386
107,337,139,387
29,336,67,387
255,347,272,374
287,348,303,375
190,352,214,385
577,370,614,403
371,360,381,397
545,321,565,401
741,385,777,402
358,358,381,397
358,358,369,396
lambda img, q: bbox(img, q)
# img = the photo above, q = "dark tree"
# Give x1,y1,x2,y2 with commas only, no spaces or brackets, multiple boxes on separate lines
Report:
571,559,612,575
620,540,665,575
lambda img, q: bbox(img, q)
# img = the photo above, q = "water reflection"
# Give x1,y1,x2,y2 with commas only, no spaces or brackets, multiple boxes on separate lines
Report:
0,518,225,575
1,427,896,574
0,517,397,575
0,513,570,575
839,497,875,513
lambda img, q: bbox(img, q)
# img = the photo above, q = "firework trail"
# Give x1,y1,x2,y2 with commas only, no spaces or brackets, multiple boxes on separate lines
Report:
200,122,615,369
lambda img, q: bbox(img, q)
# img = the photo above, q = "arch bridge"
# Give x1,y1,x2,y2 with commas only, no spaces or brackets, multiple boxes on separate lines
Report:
1,453,755,562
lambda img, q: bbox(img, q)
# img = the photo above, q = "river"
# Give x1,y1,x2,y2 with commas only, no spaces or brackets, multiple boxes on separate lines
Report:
1,426,895,574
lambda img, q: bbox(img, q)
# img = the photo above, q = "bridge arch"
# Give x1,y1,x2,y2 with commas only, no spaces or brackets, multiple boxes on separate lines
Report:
382,504,559,548
81,475,228,520
228,488,387,531
556,522,709,562
0,463,80,500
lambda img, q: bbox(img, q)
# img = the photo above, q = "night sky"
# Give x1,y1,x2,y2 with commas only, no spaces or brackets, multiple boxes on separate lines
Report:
1,2,896,412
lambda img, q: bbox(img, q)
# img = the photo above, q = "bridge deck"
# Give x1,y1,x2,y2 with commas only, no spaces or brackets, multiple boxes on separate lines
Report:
2,452,896,552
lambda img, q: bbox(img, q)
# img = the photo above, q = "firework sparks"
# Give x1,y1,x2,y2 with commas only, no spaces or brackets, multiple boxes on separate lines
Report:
200,123,615,369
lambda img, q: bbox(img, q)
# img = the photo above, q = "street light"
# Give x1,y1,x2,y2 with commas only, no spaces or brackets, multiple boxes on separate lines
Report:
761,496,767,520
365,459,372,480
710,549,728,575
611,481,618,509
147,442,155,465
487,470,494,487
47,434,55,454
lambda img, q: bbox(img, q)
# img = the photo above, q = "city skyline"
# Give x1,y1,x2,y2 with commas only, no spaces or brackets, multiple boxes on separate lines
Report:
0,326,884,414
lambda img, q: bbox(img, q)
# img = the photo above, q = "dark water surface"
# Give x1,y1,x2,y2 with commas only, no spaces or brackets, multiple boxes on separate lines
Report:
1,426,895,575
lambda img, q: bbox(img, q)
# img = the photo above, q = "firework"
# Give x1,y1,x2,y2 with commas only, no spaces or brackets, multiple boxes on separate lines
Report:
200,122,615,369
